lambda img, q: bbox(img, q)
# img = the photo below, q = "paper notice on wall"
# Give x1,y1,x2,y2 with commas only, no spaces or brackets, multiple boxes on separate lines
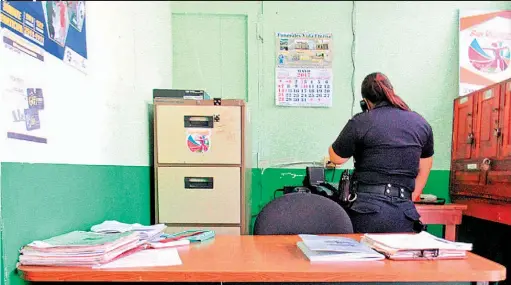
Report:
459,10,511,96
275,32,333,107
1,28,48,144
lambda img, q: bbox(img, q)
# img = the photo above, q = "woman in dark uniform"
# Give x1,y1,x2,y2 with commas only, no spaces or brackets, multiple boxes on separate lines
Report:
328,72,434,233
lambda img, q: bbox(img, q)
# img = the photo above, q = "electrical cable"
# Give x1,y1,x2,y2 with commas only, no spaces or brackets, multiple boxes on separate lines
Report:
350,0,356,117
260,161,322,176
274,189,284,199
251,160,323,218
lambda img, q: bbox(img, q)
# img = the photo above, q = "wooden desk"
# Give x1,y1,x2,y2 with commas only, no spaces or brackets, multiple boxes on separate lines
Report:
18,235,505,283
416,203,467,241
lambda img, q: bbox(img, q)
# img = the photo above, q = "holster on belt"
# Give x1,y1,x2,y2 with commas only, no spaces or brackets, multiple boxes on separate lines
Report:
338,170,357,208
413,220,427,233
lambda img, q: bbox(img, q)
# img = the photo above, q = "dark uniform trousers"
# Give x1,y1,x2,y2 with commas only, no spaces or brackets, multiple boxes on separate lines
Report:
346,183,421,233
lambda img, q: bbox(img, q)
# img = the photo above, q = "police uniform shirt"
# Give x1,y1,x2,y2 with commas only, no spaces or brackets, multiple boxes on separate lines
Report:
331,101,434,192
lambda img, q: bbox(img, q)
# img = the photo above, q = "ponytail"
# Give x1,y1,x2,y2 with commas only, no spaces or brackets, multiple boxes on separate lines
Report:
375,73,411,111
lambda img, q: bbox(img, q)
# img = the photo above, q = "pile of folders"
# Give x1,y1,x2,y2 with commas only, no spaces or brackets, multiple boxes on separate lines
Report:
18,231,144,267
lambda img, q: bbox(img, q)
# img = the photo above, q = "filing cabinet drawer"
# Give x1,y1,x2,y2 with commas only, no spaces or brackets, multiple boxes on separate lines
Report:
156,105,241,164
157,166,241,224
164,226,241,235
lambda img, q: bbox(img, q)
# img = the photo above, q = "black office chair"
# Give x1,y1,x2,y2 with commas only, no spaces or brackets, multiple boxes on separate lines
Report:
253,193,354,235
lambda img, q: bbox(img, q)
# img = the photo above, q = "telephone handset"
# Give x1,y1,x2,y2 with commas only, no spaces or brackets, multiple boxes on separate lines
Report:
360,100,369,112
420,194,437,201
414,193,446,205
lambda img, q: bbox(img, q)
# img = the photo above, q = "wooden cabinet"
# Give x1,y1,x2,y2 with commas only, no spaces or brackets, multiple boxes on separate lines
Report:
153,98,250,235
450,78,511,226
501,81,511,158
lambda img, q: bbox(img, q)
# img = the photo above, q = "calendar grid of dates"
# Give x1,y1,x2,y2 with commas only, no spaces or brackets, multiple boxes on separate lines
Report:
275,68,332,107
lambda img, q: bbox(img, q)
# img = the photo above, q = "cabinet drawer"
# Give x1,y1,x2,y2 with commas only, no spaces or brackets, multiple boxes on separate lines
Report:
157,167,241,224
156,105,241,164
454,170,481,185
487,171,511,184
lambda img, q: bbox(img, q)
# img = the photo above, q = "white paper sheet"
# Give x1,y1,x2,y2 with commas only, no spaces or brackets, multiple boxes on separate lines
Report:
97,248,182,269
91,220,166,241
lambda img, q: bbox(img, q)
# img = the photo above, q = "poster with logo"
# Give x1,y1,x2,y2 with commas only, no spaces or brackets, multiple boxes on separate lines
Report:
459,10,511,96
186,130,211,153
1,29,47,144
275,32,333,107
0,1,87,73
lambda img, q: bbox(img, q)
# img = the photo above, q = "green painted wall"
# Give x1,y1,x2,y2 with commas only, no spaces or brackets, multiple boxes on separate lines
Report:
0,163,3,285
251,169,451,214
0,163,151,285
249,168,450,237
0,162,452,285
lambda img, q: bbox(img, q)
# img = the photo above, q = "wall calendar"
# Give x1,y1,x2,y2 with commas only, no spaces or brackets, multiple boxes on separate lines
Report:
275,32,333,107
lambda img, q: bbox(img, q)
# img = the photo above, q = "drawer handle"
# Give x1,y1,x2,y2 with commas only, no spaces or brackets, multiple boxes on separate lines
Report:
184,116,213,128
184,177,214,189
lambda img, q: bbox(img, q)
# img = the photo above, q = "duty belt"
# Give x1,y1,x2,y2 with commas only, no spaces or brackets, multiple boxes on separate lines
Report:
354,183,412,200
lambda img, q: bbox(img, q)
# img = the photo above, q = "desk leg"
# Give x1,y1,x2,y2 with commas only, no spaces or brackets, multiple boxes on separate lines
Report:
444,225,457,241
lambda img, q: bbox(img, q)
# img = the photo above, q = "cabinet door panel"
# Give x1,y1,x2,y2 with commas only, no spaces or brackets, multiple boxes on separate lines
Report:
501,81,511,158
476,86,501,159
453,95,475,160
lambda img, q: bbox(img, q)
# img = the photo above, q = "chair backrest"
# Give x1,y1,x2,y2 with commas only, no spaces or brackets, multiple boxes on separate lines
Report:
253,193,354,235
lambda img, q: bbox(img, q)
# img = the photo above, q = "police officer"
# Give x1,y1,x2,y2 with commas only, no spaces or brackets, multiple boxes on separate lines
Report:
328,72,434,233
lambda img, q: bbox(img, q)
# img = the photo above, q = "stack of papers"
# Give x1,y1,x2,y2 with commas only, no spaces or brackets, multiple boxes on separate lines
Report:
91,221,167,241
360,231,473,260
297,234,385,262
18,231,142,267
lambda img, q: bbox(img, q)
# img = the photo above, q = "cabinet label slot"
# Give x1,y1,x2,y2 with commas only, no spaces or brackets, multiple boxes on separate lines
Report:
466,163,478,170
483,89,493,100
184,177,214,189
184,116,213,128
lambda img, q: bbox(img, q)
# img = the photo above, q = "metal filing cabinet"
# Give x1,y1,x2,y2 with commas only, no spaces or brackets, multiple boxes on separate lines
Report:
153,98,250,235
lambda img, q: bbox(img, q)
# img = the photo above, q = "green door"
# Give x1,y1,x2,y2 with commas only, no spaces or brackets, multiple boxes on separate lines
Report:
172,14,248,101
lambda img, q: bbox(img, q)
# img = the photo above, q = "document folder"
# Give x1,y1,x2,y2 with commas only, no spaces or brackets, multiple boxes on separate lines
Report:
360,232,472,260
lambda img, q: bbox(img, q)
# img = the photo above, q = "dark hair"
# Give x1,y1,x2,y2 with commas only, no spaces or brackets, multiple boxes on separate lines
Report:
361,72,411,111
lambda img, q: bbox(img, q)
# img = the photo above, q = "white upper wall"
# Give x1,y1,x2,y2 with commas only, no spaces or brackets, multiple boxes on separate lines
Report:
1,1,172,166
